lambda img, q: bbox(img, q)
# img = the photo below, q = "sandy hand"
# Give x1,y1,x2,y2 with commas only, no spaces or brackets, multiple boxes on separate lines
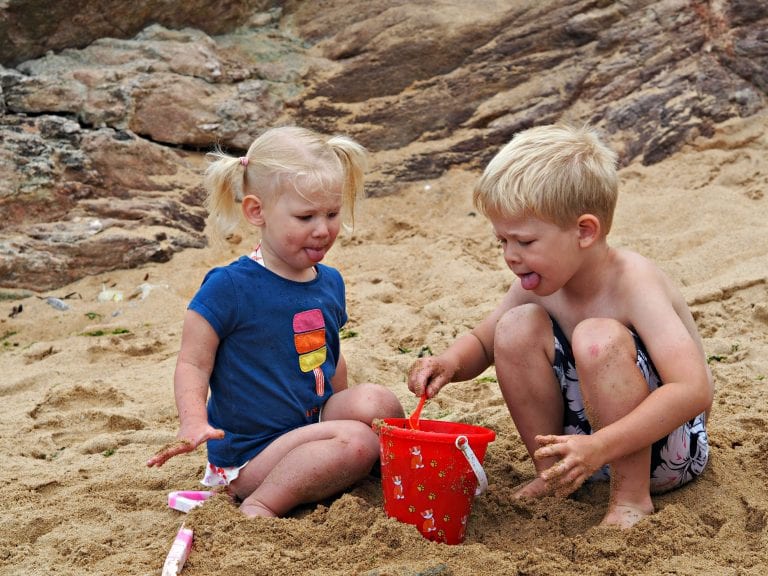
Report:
407,356,455,398
534,434,600,497
146,428,224,467
146,439,195,467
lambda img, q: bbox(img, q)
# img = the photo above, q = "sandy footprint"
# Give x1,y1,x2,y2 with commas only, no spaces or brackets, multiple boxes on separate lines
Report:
29,384,127,417
86,332,170,360
28,383,145,448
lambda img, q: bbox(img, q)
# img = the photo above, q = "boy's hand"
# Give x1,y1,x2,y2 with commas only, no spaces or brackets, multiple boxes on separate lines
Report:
533,434,605,497
146,425,224,467
407,356,456,398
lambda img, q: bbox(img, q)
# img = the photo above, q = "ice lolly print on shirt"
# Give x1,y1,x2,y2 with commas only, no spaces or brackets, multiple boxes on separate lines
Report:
293,309,327,395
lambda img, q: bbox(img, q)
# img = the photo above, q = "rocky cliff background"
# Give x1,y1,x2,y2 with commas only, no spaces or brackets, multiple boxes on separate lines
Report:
1,0,766,291
2,3,768,576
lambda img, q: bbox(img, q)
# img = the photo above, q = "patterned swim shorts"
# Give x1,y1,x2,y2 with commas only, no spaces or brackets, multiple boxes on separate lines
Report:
551,317,709,494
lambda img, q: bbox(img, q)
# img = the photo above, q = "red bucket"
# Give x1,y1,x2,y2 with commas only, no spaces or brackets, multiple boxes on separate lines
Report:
377,418,495,545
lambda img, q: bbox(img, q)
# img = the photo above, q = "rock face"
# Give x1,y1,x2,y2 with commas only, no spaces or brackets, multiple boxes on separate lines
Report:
0,0,279,68
1,0,766,291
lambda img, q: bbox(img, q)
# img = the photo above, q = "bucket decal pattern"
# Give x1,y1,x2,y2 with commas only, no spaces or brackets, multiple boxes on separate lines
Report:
378,419,495,545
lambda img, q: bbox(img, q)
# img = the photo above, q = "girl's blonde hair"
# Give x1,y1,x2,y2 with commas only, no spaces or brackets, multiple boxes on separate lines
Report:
203,126,367,237
473,124,619,232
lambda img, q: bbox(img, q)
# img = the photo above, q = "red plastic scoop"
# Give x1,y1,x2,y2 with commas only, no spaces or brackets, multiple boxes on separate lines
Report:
408,394,427,430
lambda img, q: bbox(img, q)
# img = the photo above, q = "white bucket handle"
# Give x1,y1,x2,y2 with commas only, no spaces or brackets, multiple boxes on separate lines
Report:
455,435,489,496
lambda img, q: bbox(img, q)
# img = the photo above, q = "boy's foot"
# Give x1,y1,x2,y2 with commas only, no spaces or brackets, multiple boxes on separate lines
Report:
512,477,554,499
599,502,654,529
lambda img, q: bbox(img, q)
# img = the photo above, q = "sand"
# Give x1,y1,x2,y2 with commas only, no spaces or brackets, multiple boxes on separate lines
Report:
1,114,767,575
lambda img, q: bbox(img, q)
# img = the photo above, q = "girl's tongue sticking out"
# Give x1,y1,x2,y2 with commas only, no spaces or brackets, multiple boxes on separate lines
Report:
306,247,326,262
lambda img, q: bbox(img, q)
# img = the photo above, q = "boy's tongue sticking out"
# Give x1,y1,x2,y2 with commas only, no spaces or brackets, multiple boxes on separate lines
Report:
520,272,541,290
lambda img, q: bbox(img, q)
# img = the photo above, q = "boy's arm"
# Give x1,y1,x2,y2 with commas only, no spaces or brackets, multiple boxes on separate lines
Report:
408,287,520,397
407,333,487,398
599,314,711,456
600,270,713,456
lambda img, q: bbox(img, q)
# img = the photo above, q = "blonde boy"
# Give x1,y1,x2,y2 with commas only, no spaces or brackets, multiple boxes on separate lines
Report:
407,124,712,528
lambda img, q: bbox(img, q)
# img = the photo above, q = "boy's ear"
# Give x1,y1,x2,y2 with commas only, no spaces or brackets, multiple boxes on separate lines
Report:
242,195,265,226
576,214,601,247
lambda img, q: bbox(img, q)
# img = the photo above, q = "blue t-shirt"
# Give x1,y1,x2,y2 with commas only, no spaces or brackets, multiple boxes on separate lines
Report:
188,256,347,467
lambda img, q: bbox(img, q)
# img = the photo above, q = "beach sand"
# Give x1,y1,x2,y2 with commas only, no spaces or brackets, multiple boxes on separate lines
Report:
1,114,767,575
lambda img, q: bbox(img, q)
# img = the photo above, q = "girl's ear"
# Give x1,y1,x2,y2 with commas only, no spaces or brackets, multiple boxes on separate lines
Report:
242,195,265,226
576,214,601,247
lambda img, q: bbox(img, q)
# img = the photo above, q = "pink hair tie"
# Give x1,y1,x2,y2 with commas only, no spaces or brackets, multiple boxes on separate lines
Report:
239,156,249,167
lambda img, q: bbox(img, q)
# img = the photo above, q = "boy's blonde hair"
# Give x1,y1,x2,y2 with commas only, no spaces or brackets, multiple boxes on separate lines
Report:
473,124,619,232
203,126,367,238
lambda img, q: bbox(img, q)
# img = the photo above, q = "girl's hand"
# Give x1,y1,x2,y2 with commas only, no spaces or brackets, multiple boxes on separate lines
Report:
407,356,457,399
146,424,224,468
533,434,605,497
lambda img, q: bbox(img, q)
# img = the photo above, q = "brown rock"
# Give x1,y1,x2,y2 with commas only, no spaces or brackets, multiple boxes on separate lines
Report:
1,0,766,290
0,0,279,67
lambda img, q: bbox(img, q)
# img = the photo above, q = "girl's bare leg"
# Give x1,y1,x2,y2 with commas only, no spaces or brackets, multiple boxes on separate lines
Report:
322,382,404,424
572,318,654,528
494,304,563,498
230,383,402,517
231,420,379,517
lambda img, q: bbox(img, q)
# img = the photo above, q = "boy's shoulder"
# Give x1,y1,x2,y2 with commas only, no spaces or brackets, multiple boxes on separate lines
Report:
606,249,679,305
613,247,655,269
615,248,665,275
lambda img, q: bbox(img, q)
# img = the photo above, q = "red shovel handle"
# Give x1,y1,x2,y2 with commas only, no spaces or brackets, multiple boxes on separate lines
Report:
408,394,427,430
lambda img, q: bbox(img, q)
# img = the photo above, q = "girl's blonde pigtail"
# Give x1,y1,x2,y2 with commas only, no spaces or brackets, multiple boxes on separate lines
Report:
327,135,367,228
203,151,247,238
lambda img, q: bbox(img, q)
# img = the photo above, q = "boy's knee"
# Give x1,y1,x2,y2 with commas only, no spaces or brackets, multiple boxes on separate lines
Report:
495,303,550,352
571,318,635,367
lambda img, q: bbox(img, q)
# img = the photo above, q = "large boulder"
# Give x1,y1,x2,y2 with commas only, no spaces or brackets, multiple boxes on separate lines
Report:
0,0,279,67
1,0,766,291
